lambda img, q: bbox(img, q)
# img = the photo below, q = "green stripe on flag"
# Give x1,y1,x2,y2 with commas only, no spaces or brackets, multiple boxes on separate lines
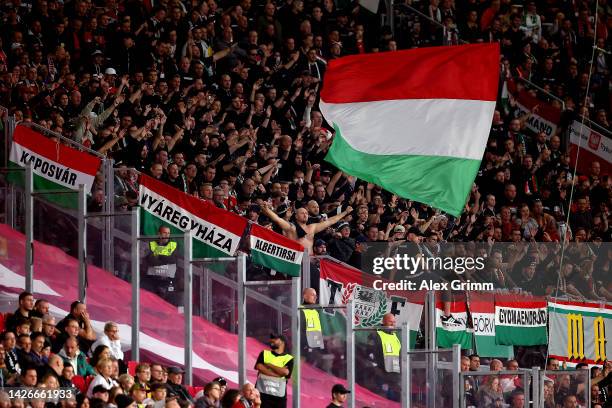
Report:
250,249,300,277
141,208,227,259
495,326,547,346
326,125,481,216
474,335,513,358
7,162,79,209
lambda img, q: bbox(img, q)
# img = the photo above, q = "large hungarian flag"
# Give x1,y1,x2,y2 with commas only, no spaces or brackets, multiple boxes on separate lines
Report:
468,292,513,358
320,43,499,216
249,223,303,277
495,294,547,346
435,297,472,349
8,125,102,208
139,174,247,258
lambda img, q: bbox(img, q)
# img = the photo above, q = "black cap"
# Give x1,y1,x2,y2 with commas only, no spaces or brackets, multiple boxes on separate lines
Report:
115,394,134,408
212,377,227,386
92,385,110,395
331,384,351,394
270,332,287,343
167,366,185,374
407,226,424,236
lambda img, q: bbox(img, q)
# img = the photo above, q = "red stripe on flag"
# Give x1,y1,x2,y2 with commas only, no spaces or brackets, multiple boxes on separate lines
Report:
139,174,248,236
250,223,304,252
13,125,102,176
320,43,499,103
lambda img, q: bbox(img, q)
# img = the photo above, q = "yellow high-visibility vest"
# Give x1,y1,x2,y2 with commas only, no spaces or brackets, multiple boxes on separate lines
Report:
377,330,401,373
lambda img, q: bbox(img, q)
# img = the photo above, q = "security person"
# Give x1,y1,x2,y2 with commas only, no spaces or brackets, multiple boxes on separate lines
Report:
301,288,324,351
374,313,401,374
143,225,178,301
255,333,294,408
368,313,402,399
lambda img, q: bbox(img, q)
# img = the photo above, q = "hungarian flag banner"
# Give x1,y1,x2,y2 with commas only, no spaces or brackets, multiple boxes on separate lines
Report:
435,295,472,349
468,292,513,358
495,293,547,346
320,43,499,216
249,223,303,277
8,125,102,207
138,174,247,258
319,258,424,348
548,299,612,366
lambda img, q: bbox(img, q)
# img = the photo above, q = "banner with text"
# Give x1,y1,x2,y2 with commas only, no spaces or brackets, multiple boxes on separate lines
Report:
514,89,562,138
568,120,612,176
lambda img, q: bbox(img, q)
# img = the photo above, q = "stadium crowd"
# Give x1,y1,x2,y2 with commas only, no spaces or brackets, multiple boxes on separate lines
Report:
1,0,612,405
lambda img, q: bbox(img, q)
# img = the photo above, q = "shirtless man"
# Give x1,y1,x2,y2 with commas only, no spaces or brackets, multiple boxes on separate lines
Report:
261,202,353,252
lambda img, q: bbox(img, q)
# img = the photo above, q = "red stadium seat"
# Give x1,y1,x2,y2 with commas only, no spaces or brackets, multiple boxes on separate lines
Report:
128,361,138,376
187,386,203,398
72,375,87,394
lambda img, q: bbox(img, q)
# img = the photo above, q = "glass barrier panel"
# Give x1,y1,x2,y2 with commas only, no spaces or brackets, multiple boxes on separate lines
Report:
542,369,590,408
461,371,528,408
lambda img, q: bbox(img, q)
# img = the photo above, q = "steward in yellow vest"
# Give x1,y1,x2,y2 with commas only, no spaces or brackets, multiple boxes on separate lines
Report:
371,313,402,373
143,226,178,300
255,333,294,408
301,288,324,350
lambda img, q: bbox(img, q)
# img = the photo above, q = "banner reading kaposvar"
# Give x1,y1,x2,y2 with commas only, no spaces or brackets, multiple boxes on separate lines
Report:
9,125,102,207
319,258,424,347
514,90,562,138
549,299,612,365
568,120,612,176
139,174,247,258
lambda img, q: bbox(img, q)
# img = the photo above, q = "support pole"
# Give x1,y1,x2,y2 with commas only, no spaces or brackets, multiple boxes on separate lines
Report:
531,367,540,408
237,253,247,387
452,344,461,408
346,301,355,408
184,231,193,385
103,159,114,273
131,209,140,361
24,162,33,293
291,276,301,408
301,249,310,292
401,322,410,408
78,184,87,302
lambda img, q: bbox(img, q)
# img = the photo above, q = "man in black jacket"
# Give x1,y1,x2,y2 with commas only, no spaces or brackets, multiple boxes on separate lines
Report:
165,366,194,403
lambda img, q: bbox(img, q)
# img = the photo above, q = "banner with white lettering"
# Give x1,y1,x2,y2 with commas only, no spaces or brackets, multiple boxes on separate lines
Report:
495,293,547,346
568,120,612,176
514,90,562,138
249,223,303,277
8,125,102,207
548,299,612,366
468,292,513,358
319,258,424,348
138,174,248,258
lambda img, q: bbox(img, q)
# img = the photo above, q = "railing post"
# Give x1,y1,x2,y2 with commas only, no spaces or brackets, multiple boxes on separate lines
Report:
184,231,193,385
78,184,87,303
452,344,461,408
131,209,140,361
401,322,410,408
531,367,539,408
24,162,33,293
237,253,247,387
291,276,301,408
346,301,355,408
301,249,310,293
103,159,115,273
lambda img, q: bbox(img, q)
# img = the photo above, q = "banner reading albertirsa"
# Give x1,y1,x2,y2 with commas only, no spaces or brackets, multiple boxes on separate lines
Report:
138,174,247,258
9,125,102,207
549,299,612,365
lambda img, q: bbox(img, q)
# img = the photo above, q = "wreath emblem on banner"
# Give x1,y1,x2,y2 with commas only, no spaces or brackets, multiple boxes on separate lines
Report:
341,284,388,327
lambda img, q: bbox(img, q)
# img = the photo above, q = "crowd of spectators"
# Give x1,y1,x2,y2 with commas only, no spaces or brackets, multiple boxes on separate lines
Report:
0,291,262,408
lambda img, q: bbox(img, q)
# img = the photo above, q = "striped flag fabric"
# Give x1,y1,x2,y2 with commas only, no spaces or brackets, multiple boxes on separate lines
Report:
495,294,547,346
9,125,102,207
436,299,472,349
249,223,303,277
139,174,248,258
468,292,513,358
320,43,499,216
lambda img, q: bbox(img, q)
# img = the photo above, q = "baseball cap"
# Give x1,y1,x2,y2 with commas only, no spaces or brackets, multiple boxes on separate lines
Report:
91,50,103,56
92,385,110,394
336,221,350,231
130,383,147,392
355,235,367,244
393,225,406,233
115,395,134,408
407,226,424,236
270,332,287,343
315,239,326,247
331,384,351,394
212,377,227,386
105,67,117,75
166,366,185,374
